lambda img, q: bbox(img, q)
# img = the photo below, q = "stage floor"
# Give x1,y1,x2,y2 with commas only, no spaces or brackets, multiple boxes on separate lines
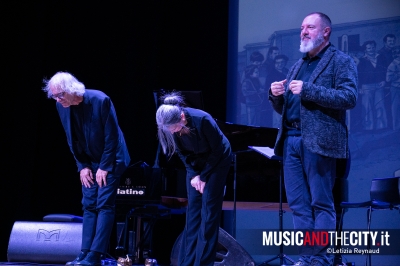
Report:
222,201,290,211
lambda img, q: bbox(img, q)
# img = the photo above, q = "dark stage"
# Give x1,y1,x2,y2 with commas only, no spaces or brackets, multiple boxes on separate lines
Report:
3,0,230,263
4,1,400,265
3,202,290,266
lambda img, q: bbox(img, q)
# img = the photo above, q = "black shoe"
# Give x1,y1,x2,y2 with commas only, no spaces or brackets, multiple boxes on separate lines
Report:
65,251,88,265
75,251,102,266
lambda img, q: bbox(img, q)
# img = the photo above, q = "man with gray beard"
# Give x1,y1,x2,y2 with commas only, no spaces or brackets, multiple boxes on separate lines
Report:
269,12,358,266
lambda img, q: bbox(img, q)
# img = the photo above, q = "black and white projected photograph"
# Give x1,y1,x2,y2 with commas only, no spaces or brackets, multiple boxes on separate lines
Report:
225,1,400,264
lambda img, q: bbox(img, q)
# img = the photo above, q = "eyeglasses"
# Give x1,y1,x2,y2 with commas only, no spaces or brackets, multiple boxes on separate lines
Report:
51,91,65,100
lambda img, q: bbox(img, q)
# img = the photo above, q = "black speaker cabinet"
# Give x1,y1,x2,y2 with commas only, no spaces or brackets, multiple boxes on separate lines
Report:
8,221,82,263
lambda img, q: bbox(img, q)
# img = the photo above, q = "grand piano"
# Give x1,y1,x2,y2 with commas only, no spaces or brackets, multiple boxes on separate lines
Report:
115,121,281,203
129,119,282,204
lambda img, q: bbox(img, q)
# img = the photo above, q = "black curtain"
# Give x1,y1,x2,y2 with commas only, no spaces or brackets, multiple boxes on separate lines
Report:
2,1,229,261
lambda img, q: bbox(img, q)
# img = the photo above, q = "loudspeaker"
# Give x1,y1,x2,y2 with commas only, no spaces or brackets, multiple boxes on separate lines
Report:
170,227,256,266
8,221,82,263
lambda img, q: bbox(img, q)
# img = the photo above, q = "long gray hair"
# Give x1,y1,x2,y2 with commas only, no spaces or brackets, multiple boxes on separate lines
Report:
156,92,185,156
43,71,85,98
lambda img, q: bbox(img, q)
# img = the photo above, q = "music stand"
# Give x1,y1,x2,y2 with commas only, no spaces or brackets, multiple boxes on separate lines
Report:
248,146,295,266
231,148,253,238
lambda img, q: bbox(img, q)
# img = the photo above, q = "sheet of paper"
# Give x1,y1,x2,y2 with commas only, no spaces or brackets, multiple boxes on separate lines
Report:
248,146,281,160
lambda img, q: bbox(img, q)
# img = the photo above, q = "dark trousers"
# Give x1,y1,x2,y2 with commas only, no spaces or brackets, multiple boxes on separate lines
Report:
81,171,121,254
283,136,336,265
178,159,230,266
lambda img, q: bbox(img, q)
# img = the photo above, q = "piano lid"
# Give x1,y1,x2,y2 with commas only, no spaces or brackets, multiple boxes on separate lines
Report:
215,120,282,203
215,119,278,152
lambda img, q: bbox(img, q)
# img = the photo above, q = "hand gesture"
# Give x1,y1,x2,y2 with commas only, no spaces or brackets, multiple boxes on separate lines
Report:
96,168,108,188
190,175,206,194
289,80,303,95
80,167,94,188
270,79,287,96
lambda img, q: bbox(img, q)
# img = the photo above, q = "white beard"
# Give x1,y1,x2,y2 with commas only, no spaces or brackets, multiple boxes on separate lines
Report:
300,32,324,53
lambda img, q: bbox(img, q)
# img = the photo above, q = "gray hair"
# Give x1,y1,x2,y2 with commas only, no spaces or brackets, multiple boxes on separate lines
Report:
156,92,185,156
42,71,85,98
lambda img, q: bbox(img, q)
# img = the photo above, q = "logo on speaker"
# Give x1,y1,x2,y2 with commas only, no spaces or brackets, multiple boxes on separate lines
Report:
37,229,61,241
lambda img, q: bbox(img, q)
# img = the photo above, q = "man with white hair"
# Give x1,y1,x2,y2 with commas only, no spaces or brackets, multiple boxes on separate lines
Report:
269,13,358,266
43,72,130,266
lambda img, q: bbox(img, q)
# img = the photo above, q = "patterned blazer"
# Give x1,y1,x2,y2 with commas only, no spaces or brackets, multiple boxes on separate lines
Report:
270,44,358,159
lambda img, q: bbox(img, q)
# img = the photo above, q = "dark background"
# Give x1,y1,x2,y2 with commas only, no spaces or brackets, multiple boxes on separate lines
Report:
2,1,230,261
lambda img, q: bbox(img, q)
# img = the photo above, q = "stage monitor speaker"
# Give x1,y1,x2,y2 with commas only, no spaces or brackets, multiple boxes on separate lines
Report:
170,227,256,266
7,221,82,263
